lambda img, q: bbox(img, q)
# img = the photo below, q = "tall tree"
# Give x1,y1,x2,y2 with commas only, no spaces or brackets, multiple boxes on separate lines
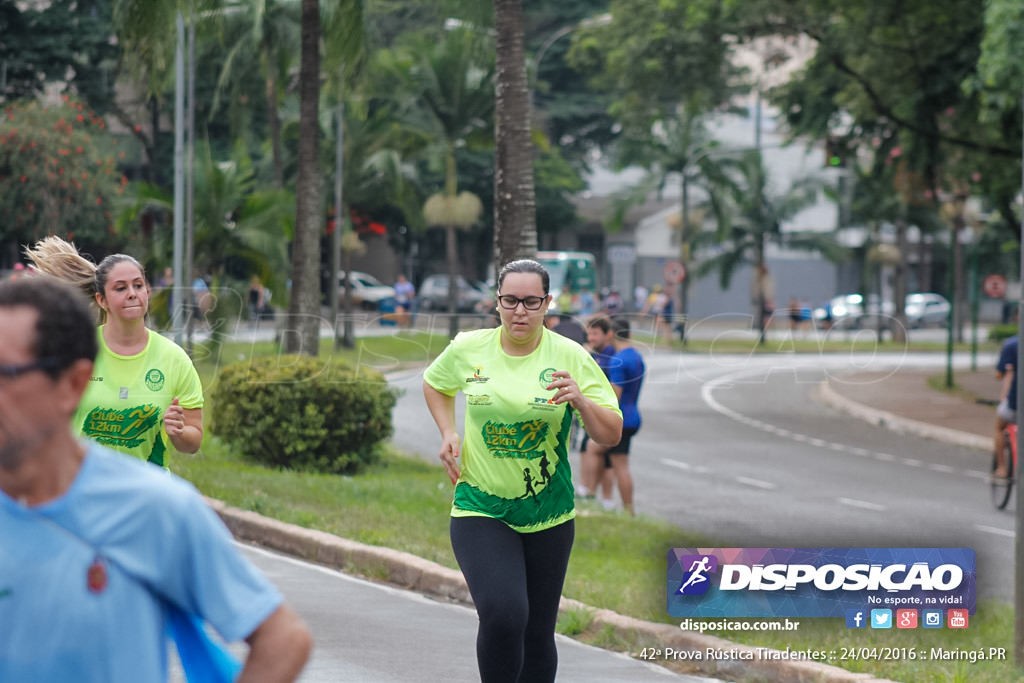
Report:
492,0,537,271
283,0,322,355
697,150,844,343
376,27,494,337
567,0,743,135
210,0,301,188
610,107,731,340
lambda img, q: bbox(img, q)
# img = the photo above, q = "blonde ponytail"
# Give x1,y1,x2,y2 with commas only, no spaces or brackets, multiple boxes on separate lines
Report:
24,236,99,316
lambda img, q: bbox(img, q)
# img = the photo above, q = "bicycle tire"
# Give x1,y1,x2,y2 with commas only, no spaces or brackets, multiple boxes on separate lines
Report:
991,442,1015,510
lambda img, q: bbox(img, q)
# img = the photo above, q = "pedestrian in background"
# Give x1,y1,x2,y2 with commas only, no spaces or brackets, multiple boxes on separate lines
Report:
393,274,416,328
25,236,204,467
633,283,648,312
423,259,621,682
0,276,312,683
248,275,266,325
752,264,775,341
601,288,623,315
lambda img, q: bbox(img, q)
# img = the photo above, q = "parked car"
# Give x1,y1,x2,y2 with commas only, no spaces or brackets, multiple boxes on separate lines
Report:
814,292,950,330
337,270,396,310
418,274,490,313
814,294,881,329
904,292,950,328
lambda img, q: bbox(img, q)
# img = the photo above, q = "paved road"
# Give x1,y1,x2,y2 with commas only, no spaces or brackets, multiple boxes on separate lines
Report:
170,545,712,682
390,349,1011,602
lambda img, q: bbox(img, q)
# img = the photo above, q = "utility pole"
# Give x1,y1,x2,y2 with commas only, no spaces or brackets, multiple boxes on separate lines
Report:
172,13,185,345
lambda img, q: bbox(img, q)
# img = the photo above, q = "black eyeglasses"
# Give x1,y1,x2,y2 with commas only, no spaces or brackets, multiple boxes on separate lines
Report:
0,358,61,380
496,294,547,311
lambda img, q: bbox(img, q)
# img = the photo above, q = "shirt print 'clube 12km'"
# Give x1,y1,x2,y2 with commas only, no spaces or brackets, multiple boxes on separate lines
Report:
424,327,619,533
73,327,204,467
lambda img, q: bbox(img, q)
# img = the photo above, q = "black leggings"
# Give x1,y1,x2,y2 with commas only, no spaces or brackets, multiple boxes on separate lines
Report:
450,516,575,683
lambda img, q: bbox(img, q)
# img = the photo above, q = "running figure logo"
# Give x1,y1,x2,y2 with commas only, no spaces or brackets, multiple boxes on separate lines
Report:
677,554,718,595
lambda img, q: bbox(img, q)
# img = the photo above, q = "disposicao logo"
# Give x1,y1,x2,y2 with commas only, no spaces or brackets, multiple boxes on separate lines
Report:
676,555,718,596
666,548,975,619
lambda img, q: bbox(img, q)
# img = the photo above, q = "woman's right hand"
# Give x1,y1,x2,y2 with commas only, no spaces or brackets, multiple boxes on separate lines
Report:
439,432,461,484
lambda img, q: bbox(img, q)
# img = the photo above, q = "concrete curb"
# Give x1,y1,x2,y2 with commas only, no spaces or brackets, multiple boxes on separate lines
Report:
206,497,895,682
817,380,990,452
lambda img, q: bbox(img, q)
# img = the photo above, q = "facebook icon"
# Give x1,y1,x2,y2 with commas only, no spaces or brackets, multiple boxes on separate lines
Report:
845,609,866,629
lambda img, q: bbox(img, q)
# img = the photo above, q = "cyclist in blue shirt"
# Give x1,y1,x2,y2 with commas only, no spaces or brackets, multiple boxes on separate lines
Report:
994,335,1018,479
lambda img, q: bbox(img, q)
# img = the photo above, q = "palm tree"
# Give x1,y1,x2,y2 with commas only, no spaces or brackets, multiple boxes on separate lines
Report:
283,0,321,355
612,108,731,341
377,27,495,338
697,149,846,344
330,102,420,347
492,0,536,272
209,0,301,188
120,142,294,285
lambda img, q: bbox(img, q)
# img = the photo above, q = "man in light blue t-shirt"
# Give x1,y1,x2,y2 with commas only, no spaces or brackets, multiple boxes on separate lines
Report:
0,277,312,683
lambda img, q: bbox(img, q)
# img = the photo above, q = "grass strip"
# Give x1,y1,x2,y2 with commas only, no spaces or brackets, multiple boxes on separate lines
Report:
172,440,1018,682
177,333,1016,680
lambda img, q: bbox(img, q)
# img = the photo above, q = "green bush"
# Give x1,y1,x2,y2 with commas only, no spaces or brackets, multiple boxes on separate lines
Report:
989,323,1018,343
209,354,398,473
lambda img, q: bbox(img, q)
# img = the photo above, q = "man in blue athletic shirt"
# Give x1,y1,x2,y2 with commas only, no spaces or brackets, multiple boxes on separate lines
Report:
0,277,312,683
605,316,646,515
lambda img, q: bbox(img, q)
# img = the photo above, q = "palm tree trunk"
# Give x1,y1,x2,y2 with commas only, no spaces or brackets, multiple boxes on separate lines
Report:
284,0,322,355
492,0,536,273
679,174,690,344
754,239,769,345
892,221,909,343
265,45,284,189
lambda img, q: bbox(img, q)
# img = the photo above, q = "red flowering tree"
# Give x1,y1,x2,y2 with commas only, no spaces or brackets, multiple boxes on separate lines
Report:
0,97,125,247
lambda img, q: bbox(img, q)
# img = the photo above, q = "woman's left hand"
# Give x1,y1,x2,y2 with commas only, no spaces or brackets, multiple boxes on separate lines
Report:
164,397,185,437
546,370,583,409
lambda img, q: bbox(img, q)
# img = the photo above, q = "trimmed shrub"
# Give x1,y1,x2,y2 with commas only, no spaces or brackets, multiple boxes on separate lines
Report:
210,354,398,473
989,323,1018,343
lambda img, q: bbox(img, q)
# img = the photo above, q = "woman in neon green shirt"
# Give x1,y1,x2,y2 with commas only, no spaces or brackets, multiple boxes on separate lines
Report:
423,259,621,682
26,237,204,464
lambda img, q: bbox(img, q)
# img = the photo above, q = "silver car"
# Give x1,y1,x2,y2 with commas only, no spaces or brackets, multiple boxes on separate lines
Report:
904,292,950,328
418,274,490,313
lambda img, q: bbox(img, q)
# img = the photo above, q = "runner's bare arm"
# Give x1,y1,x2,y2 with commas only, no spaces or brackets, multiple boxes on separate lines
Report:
239,604,312,683
423,381,461,483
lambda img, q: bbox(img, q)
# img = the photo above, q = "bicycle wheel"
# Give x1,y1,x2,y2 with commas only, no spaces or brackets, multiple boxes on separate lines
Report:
991,442,1015,510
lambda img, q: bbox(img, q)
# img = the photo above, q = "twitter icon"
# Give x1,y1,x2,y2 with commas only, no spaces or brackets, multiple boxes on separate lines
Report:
870,609,892,629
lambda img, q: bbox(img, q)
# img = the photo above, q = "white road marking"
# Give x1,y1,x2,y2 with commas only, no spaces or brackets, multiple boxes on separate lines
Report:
974,525,1015,538
661,458,692,471
699,368,980,484
659,458,709,475
735,476,777,490
838,497,887,512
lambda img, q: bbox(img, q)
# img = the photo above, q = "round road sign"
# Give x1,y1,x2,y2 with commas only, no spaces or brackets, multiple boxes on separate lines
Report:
664,261,686,284
983,274,1007,299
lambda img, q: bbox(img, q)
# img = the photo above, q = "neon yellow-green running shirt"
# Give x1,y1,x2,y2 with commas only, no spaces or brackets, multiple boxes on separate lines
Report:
424,327,620,532
73,326,204,466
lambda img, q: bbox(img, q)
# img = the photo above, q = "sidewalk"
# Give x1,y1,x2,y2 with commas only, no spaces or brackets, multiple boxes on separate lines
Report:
819,367,997,451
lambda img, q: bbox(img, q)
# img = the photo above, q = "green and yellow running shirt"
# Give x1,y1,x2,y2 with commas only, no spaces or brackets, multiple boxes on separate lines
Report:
73,327,204,466
424,327,620,532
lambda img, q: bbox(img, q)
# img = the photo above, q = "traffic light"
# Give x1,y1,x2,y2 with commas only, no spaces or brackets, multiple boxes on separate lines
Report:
825,136,846,168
